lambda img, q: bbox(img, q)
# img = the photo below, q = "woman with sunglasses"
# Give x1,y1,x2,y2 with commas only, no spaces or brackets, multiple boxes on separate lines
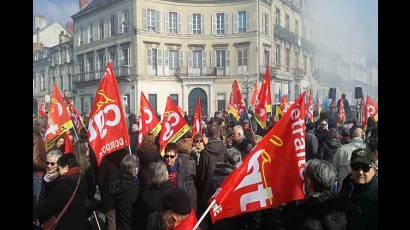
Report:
191,133,204,166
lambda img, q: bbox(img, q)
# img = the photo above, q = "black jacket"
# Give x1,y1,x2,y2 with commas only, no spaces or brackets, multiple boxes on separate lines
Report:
136,181,173,229
339,175,378,230
282,192,347,230
110,174,141,230
318,138,342,162
233,138,253,159
176,154,197,211
315,129,330,151
306,130,319,160
196,139,227,211
39,171,87,230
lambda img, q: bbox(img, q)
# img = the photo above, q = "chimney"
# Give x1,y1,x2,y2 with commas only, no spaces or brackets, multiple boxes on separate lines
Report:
79,0,88,10
34,16,47,31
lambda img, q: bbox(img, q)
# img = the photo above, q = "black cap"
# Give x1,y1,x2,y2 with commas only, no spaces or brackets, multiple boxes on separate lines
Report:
161,188,191,215
350,148,374,165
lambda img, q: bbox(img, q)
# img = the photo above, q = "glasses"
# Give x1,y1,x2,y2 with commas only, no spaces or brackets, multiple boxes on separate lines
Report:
164,155,176,159
351,164,371,172
46,162,56,166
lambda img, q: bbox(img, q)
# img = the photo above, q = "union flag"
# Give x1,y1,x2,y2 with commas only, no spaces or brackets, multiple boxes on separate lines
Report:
138,92,162,145
191,96,202,136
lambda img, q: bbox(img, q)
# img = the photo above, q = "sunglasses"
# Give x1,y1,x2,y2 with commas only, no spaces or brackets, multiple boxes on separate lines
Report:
193,140,202,143
164,155,176,159
351,164,371,172
46,162,56,166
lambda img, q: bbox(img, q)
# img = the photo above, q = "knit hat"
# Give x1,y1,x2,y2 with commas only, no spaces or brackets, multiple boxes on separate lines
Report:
162,188,191,215
350,148,374,165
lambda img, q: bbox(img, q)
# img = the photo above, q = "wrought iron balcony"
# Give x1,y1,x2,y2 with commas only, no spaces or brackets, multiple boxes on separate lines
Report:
274,25,299,46
73,66,133,86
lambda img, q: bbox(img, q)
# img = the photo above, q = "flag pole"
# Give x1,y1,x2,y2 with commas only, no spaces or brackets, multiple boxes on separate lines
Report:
71,126,79,140
193,199,216,230
79,116,88,132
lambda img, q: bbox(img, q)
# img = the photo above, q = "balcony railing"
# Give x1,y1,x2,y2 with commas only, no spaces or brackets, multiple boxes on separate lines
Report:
73,66,133,84
177,66,218,77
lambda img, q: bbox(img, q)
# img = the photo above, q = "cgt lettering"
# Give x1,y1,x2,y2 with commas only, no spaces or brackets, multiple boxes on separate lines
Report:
89,104,121,142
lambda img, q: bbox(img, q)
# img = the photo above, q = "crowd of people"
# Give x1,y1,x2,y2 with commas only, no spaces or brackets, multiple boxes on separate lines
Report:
33,106,378,230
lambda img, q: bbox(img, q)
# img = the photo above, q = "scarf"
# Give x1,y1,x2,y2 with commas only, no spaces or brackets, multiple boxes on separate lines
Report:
43,172,59,182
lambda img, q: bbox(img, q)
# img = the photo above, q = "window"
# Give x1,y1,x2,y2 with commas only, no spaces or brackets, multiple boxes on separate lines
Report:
88,56,95,79
295,20,299,36
264,13,269,35
295,51,299,68
109,50,116,68
238,48,248,67
88,24,93,43
41,74,45,91
148,94,157,112
216,50,226,68
98,54,104,71
264,50,270,67
123,48,129,66
169,50,179,69
33,74,37,89
192,13,201,34
238,11,247,33
217,93,226,112
275,8,280,26
145,9,159,32
148,48,158,69
68,74,71,90
79,57,85,81
79,27,83,45
170,94,179,106
169,12,177,33
60,75,63,89
216,13,225,34
99,19,104,40
275,45,281,67
81,97,85,114
303,55,307,73
285,15,290,31
111,14,117,35
285,48,290,71
192,51,202,68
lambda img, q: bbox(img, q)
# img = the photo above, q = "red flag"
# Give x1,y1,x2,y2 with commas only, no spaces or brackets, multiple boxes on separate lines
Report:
337,97,345,124
251,81,259,107
45,84,74,151
192,97,202,136
316,98,321,116
88,63,130,165
306,94,314,122
38,101,47,117
63,94,84,133
208,92,307,223
363,95,378,128
227,80,244,120
138,92,162,145
64,134,73,154
255,67,270,128
280,95,291,114
158,97,190,155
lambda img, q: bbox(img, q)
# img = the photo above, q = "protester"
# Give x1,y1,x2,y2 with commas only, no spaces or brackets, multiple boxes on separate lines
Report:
39,153,87,230
110,154,141,230
146,188,198,230
318,128,342,162
232,125,254,158
340,127,351,145
54,136,65,152
282,159,347,230
332,128,366,191
137,134,162,187
305,122,319,160
367,137,378,174
349,118,361,137
129,123,139,154
33,130,47,229
191,133,205,165
339,148,378,230
315,119,330,151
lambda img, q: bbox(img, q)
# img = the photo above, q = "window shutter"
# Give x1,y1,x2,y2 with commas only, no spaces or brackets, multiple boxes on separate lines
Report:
262,13,265,34
177,13,182,33
189,13,193,34
179,51,183,67
224,13,229,34
201,14,205,34
188,51,193,67
165,11,169,33
244,48,248,66
202,51,207,68
226,50,230,67
211,51,216,67
155,10,160,32
164,50,169,66
233,12,238,33
147,48,152,65
212,13,216,35
246,11,249,32
158,50,163,65
143,9,147,31
118,11,123,34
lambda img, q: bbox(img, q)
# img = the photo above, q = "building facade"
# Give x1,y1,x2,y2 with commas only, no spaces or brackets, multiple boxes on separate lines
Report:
33,47,50,114
72,0,314,117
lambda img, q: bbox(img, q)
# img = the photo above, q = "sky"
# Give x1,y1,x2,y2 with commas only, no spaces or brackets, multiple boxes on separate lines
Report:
33,0,78,28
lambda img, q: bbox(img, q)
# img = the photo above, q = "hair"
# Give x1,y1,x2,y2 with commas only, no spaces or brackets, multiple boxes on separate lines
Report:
328,128,340,140
233,125,244,136
47,149,62,160
306,122,315,131
139,134,159,155
33,117,47,134
121,154,140,177
341,128,350,137
192,133,203,142
352,128,364,138
57,153,78,169
208,125,221,140
164,143,178,155
226,147,242,166
73,140,90,175
176,138,192,155
367,137,378,153
304,159,337,192
33,132,46,168
149,160,169,185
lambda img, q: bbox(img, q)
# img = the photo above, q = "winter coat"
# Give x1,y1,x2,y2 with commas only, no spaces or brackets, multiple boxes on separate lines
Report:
332,137,366,189
339,175,378,230
39,168,87,230
196,139,227,211
136,181,173,229
233,138,253,159
33,132,47,174
110,174,141,230
175,154,197,211
305,130,319,160
137,149,162,187
318,138,342,162
315,129,330,151
282,192,347,230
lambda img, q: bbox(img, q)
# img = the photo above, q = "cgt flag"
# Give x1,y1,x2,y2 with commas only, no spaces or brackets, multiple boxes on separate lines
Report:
254,66,271,128
251,81,259,107
192,96,203,136
280,95,291,114
88,63,130,165
159,97,190,156
227,80,244,121
306,93,314,122
208,92,307,223
138,92,162,145
38,101,47,117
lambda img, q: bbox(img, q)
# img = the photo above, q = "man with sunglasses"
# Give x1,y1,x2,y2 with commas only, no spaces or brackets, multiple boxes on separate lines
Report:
339,148,378,230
